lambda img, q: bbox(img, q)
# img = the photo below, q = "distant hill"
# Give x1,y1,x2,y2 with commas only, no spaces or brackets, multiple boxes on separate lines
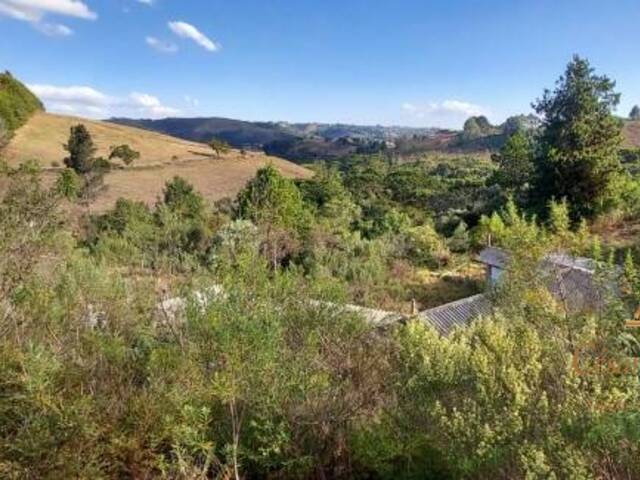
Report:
0,71,44,146
109,114,552,161
109,116,441,162
2,111,310,211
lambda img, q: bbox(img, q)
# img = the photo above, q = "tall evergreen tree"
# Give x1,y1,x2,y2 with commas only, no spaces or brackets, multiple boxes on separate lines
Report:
63,124,97,174
532,55,623,220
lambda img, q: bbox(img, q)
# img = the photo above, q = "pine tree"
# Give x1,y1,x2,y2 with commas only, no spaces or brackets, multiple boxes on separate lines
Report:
63,124,97,174
533,56,623,220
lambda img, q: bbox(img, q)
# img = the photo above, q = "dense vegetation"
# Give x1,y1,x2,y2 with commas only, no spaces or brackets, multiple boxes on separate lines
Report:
0,71,43,146
2,159,640,478
3,57,640,478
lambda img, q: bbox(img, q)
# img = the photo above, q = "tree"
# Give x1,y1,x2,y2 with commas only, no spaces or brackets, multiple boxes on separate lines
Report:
161,176,204,220
209,138,231,157
630,105,640,120
109,144,140,166
236,165,311,267
532,55,623,220
63,124,97,174
491,130,535,201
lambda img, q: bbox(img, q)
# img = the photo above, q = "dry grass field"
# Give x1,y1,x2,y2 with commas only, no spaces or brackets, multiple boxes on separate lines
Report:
1,112,311,211
623,120,640,148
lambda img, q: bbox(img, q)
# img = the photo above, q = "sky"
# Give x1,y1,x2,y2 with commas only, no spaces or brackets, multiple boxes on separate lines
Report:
1,0,639,129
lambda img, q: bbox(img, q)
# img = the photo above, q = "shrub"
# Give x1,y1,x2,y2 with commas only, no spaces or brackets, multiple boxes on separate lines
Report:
109,144,140,165
55,168,81,199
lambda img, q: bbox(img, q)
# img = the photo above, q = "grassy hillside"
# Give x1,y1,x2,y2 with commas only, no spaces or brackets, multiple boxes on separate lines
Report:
1,112,311,211
0,71,43,146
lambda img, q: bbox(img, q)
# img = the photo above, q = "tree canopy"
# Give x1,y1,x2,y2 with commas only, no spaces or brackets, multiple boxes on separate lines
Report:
533,55,623,220
64,124,97,174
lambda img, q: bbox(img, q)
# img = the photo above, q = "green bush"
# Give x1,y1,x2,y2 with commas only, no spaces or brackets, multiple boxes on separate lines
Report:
0,71,43,133
109,144,140,165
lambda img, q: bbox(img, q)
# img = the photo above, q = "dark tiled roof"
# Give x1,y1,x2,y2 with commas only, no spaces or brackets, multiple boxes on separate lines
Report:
417,294,492,336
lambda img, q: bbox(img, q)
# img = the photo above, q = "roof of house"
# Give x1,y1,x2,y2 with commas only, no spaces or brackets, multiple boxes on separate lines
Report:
342,303,407,327
308,300,406,327
478,247,510,268
478,247,620,315
417,294,492,336
544,253,597,272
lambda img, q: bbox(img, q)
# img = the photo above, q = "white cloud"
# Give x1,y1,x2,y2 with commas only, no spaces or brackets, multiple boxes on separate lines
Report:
0,0,97,21
27,83,180,119
168,20,219,52
401,99,488,128
0,0,95,36
28,84,110,106
146,36,178,53
35,21,72,35
137,0,153,4
129,92,179,116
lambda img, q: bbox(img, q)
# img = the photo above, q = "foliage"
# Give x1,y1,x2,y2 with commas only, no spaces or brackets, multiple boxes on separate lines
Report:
88,177,221,272
630,105,640,120
490,130,535,203
209,138,231,157
54,168,82,199
533,55,624,220
109,143,140,165
64,124,97,174
461,115,499,141
0,116,8,147
236,165,312,268
405,223,450,268
0,71,43,133
0,162,61,296
2,159,640,478
4,56,640,479
162,176,205,220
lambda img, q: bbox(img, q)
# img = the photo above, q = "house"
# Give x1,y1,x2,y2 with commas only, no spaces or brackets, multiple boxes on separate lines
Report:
478,247,620,315
478,247,509,284
412,247,621,337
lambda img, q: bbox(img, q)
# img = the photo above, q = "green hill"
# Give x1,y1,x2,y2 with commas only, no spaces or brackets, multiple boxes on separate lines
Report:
0,71,44,146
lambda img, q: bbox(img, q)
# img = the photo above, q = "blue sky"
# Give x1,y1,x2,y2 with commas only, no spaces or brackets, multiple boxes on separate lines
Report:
1,0,639,128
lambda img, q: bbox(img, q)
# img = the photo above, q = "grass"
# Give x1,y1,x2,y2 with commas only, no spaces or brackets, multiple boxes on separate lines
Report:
1,112,311,211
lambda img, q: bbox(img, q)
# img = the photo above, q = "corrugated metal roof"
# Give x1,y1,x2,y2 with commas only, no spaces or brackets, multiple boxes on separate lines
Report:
478,247,509,268
342,303,407,327
479,247,619,315
417,294,492,336
308,300,406,327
